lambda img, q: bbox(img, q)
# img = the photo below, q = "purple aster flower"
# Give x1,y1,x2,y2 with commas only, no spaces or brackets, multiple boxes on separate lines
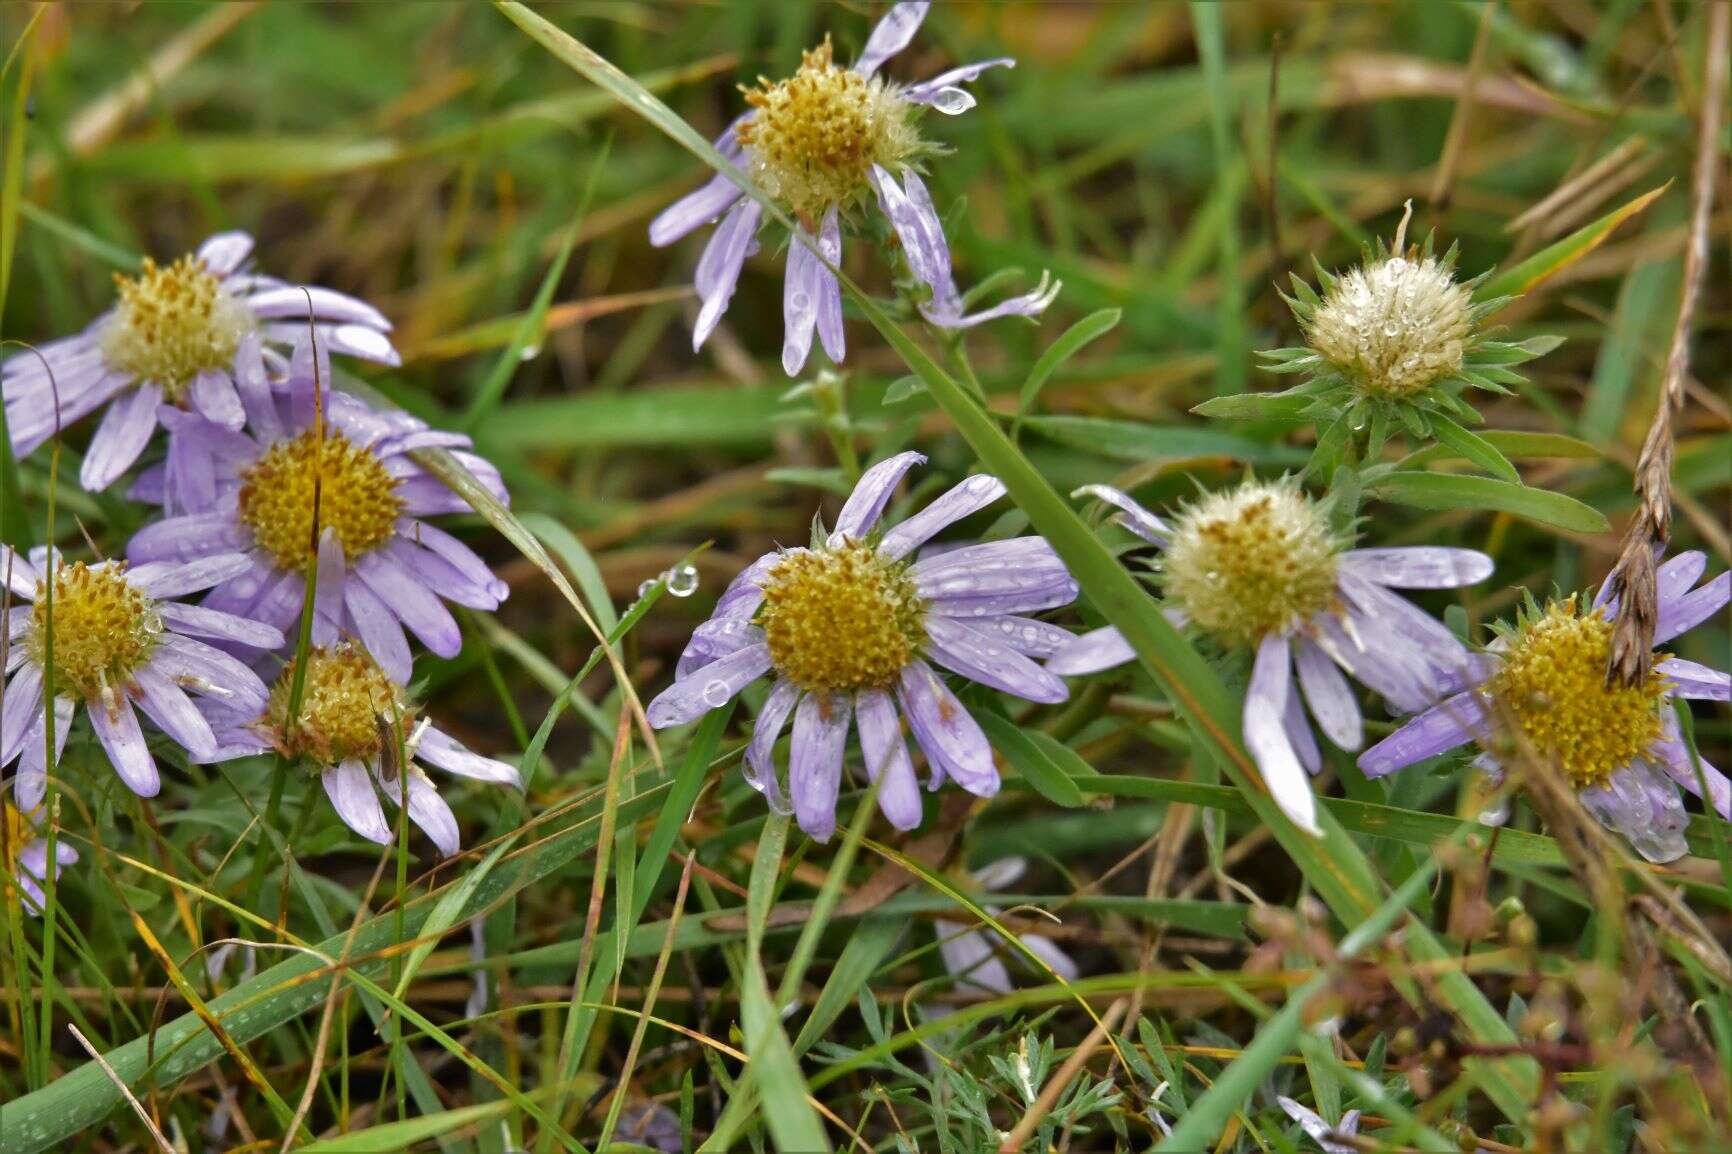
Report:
1050,481,1492,836
648,1,1059,377
1360,552,1730,863
204,641,521,857
2,231,398,492
123,339,508,683
1,546,281,809
3,802,78,915
647,452,1080,840
935,856,1078,997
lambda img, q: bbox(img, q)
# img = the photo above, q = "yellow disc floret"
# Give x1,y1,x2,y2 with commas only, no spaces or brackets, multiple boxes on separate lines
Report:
237,429,403,571
1305,253,1472,398
264,643,409,767
738,37,923,221
99,255,251,398
27,562,162,700
1161,480,1342,649
757,539,927,693
1487,598,1668,788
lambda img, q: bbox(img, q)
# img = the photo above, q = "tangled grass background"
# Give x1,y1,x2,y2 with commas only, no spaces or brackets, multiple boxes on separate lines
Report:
0,2,1729,1151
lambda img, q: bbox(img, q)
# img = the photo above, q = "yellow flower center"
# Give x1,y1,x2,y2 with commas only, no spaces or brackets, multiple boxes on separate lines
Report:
1306,254,1472,398
1488,599,1668,788
237,429,404,571
738,37,922,221
265,643,409,766
1162,480,1342,648
27,562,162,700
757,539,927,693
98,255,251,397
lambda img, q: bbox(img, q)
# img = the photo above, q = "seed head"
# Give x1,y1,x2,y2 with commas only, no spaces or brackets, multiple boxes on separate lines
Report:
757,539,927,693
1488,598,1668,788
264,643,409,767
99,255,251,397
738,37,923,221
237,429,404,571
28,562,162,700
1161,479,1342,648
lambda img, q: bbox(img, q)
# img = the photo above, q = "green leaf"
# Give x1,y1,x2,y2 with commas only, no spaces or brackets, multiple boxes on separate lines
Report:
1191,391,1313,420
977,712,1086,807
389,833,521,1007
1402,429,1600,467
298,1097,525,1153
1427,414,1521,482
1014,307,1122,424
1022,415,1305,465
1368,471,1609,534
1477,183,1669,302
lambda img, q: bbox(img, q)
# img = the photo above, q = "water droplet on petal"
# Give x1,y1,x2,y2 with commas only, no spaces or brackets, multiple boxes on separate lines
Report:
702,679,732,707
930,86,975,115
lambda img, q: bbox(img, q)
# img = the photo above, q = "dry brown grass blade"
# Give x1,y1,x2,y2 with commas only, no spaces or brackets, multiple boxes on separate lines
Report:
65,1024,175,1154
1603,0,1728,686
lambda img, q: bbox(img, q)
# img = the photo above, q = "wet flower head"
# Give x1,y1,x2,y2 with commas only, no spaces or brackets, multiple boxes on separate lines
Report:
1305,246,1472,398
1488,597,1668,788
99,255,251,397
27,562,163,700
739,37,923,221
238,430,404,570
1162,480,1342,648
758,539,927,693
265,643,410,767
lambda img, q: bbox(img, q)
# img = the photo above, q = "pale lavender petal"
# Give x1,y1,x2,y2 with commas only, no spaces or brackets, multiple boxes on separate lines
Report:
1,663,44,766
788,692,850,840
324,760,391,845
1596,549,1707,614
189,370,245,431
1340,547,1493,589
1580,761,1689,864
1244,635,1319,835
973,616,1076,659
675,616,763,679
647,642,772,728
896,660,998,797
650,179,745,247
1653,715,1730,818
198,231,254,277
13,697,73,811
384,768,460,857
854,1,928,75
245,285,392,330
354,552,461,658
131,668,218,760
1655,571,1729,644
855,689,921,830
1357,690,1486,778
1295,637,1362,751
833,450,926,543
1658,657,1730,701
924,616,1068,703
380,539,497,611
916,539,1077,616
1277,1097,1360,1154
80,382,162,491
921,270,1061,330
1316,612,1432,715
343,579,413,684
128,462,167,506
312,527,346,647
393,520,508,603
814,208,845,362
246,570,309,637
128,552,253,598
1283,682,1322,775
88,696,159,797
745,678,799,815
1046,625,1135,676
1074,484,1170,545
415,725,520,786
907,58,1016,104
936,923,1011,994
877,475,1005,561
870,165,950,296
8,372,130,457
153,634,271,712
231,331,281,441
1,544,38,597
781,224,823,377
318,324,400,366
1020,931,1079,982
127,512,251,563
692,200,761,351
158,603,284,649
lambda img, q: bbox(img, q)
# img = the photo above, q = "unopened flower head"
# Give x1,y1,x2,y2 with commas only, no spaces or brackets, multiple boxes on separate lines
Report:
1304,247,1472,399
1161,479,1344,648
648,2,1058,378
648,452,1082,840
211,641,522,857
1,546,282,809
126,338,509,685
2,232,399,493
1361,553,1731,863
1051,483,1494,837
2,802,78,916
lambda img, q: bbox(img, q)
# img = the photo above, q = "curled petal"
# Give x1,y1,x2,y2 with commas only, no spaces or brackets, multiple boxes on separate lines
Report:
854,1,928,75
1243,635,1320,835
745,679,799,815
832,450,926,543
877,475,1005,561
1579,761,1688,864
692,200,762,351
896,660,998,797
